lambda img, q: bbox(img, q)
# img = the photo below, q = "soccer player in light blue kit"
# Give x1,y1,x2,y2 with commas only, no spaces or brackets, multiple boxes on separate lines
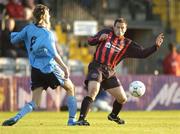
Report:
2,4,77,126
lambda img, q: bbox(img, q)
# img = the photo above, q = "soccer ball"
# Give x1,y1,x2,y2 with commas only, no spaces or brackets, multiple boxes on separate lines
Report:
129,81,146,97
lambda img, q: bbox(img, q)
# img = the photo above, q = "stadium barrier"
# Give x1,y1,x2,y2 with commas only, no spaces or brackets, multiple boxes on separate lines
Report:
0,75,180,111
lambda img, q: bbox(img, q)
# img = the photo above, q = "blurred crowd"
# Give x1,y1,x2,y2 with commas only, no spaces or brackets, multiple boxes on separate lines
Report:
0,0,57,58
0,0,36,58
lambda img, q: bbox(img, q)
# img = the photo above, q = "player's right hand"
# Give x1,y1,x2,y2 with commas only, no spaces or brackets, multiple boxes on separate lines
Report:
99,34,108,41
64,68,70,79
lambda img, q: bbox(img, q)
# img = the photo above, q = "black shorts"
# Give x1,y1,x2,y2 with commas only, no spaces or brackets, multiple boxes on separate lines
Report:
31,66,65,91
85,61,121,90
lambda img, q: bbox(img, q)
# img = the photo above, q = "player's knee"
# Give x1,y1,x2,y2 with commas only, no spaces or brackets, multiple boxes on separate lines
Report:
65,84,74,91
63,82,75,96
122,96,127,104
88,89,99,101
89,94,96,101
117,96,127,104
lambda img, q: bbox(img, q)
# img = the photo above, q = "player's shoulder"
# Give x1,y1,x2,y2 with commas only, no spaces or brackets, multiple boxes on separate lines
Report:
25,23,35,28
124,38,140,49
23,23,37,32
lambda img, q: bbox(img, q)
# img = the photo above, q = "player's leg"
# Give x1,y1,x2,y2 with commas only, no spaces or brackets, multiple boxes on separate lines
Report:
76,62,102,125
2,87,43,126
61,79,77,126
76,80,101,126
106,85,127,124
50,65,77,126
2,67,45,126
101,76,127,125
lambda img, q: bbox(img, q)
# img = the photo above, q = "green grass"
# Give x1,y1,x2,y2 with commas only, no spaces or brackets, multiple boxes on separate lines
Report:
0,111,180,134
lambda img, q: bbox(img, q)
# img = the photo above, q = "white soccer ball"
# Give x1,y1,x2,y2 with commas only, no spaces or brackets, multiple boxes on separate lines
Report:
129,81,146,97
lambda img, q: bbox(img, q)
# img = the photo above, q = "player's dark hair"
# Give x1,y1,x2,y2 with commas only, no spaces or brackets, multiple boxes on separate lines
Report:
33,4,49,24
114,18,127,26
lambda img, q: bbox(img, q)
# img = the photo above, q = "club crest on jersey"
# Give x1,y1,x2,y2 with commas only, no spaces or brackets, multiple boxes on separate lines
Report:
105,42,111,48
105,42,124,52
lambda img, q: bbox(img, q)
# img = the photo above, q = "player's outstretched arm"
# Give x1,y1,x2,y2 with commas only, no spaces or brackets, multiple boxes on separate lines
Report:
155,33,164,48
125,33,164,59
10,27,26,44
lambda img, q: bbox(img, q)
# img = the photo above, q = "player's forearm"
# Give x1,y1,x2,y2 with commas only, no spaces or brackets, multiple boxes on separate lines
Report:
139,45,157,58
54,55,68,71
127,45,157,58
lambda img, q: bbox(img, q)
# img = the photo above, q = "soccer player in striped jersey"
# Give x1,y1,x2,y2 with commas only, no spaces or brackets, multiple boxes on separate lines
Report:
2,4,77,126
76,18,164,125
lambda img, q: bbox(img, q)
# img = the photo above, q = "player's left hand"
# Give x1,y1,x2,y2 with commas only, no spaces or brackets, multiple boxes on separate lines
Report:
155,33,164,48
99,34,108,41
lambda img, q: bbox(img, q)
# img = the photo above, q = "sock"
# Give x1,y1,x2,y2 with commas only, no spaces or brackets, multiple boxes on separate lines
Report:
67,96,77,119
79,96,93,121
110,100,123,118
13,101,36,121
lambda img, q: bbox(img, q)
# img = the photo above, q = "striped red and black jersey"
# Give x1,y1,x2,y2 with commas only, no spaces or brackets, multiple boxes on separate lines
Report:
88,28,158,68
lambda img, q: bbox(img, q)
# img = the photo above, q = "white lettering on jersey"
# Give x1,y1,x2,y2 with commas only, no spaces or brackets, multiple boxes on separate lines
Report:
105,42,123,52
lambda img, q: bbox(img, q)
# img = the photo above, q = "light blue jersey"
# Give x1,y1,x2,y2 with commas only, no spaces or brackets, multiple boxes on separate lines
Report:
11,23,59,73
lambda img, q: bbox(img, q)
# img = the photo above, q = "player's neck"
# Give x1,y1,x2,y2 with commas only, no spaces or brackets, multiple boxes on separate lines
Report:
35,22,47,29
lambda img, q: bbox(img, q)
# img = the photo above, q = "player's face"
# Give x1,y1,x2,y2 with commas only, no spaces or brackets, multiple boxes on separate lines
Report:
113,22,127,36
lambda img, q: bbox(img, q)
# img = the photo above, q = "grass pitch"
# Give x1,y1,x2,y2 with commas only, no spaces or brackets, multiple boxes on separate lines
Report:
0,111,179,134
